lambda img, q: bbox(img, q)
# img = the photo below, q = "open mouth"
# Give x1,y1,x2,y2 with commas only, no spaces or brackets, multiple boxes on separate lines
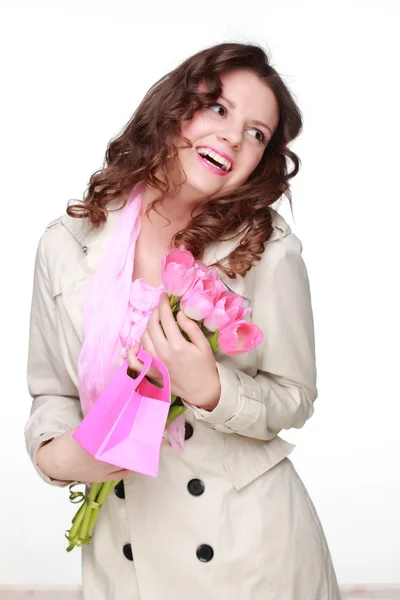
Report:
196,147,232,172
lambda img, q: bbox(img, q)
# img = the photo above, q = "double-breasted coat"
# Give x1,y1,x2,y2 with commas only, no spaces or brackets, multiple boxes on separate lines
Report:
24,201,341,599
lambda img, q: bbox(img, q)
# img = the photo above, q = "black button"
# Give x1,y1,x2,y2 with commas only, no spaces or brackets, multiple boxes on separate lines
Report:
188,478,205,496
184,422,194,440
196,544,214,562
122,543,133,561
114,480,125,499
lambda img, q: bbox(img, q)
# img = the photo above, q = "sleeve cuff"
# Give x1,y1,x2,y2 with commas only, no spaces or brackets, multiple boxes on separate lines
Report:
29,432,75,488
185,362,263,434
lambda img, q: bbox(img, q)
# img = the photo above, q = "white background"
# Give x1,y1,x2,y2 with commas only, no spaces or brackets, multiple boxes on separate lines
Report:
0,0,399,587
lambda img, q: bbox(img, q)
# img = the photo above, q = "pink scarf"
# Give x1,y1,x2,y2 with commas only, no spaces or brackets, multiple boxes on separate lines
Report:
77,182,186,451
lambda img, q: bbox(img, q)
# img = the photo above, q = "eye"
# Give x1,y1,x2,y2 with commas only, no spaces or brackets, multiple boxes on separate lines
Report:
207,103,227,117
248,128,267,145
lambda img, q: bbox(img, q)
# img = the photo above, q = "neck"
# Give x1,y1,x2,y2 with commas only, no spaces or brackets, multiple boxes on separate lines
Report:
143,154,212,216
141,182,204,226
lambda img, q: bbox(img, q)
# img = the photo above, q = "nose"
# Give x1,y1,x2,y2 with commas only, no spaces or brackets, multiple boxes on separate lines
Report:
217,126,243,150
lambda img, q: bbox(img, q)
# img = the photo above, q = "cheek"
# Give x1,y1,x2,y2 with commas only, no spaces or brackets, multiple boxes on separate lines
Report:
239,147,265,178
180,111,210,142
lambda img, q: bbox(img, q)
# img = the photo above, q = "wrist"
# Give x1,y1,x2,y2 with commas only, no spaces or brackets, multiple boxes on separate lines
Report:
37,440,74,484
37,438,73,483
36,439,56,477
192,377,221,412
200,394,220,412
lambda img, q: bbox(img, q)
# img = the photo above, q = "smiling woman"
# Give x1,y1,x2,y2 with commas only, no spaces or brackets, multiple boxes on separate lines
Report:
25,42,342,600
64,42,301,278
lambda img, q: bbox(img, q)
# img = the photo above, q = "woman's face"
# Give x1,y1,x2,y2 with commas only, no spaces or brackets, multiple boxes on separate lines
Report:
175,68,280,200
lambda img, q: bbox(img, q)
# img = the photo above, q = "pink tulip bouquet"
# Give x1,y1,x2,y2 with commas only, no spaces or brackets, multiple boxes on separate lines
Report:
164,247,262,352
65,247,263,551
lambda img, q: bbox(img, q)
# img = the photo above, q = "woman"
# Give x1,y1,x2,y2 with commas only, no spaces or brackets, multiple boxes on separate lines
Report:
25,42,341,599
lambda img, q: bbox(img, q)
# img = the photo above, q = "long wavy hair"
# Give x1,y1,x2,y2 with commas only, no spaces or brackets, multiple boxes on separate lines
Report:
67,42,303,277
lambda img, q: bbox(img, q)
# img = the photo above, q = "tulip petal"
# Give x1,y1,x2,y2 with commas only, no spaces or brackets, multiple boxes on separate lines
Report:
218,320,264,355
166,414,186,452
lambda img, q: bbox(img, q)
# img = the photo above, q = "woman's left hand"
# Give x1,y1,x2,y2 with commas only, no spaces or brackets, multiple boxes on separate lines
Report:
127,293,221,411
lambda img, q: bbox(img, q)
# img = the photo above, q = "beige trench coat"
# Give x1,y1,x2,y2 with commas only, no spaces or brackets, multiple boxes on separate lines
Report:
24,202,341,600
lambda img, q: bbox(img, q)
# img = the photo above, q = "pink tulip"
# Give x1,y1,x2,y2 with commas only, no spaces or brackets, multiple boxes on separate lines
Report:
218,320,263,355
162,247,198,297
181,276,225,321
203,291,251,332
197,263,218,281
166,414,186,452
187,261,218,289
202,276,225,303
193,260,209,278
180,281,214,321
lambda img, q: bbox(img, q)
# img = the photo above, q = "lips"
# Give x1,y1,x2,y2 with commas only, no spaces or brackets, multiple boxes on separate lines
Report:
196,146,234,172
196,152,229,177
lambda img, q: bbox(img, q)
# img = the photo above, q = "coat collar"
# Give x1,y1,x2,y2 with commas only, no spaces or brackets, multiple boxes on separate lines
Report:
202,207,290,265
202,207,291,299
58,206,291,301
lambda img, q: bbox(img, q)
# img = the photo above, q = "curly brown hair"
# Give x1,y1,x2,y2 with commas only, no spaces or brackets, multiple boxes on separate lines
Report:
67,42,303,277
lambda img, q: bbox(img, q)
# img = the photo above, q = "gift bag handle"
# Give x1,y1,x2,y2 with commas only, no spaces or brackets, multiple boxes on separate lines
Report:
147,354,170,391
121,347,153,388
123,347,170,392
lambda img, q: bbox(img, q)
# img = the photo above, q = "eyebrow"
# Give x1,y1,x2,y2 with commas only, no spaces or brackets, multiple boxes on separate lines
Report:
220,95,273,136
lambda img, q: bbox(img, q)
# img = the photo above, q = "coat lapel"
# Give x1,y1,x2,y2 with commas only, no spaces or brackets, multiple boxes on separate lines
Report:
58,207,123,292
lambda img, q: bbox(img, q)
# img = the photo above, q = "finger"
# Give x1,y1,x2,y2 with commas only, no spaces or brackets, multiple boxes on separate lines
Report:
139,332,166,382
127,345,151,377
127,345,143,372
126,340,164,384
177,310,210,350
158,293,184,345
147,304,169,356
141,330,158,358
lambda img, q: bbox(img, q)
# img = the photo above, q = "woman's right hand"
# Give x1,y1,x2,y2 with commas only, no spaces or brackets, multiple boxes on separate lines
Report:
36,428,134,483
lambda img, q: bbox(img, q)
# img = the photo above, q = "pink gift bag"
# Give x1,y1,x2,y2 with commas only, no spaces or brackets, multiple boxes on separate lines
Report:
72,348,171,477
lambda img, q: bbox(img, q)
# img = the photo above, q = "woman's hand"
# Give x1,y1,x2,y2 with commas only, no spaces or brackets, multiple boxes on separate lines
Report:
36,428,134,483
127,293,221,411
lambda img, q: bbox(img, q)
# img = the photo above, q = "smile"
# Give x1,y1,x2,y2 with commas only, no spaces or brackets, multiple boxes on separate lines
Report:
196,146,233,175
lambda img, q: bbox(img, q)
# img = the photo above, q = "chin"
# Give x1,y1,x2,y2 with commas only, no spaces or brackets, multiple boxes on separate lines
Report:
179,162,227,198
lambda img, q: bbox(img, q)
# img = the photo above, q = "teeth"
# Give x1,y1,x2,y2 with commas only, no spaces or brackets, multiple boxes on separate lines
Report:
197,147,232,171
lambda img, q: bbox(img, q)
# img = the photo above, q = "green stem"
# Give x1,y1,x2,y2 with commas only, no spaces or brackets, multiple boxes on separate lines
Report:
79,482,100,542
86,480,119,539
68,502,86,538
170,297,180,315
209,330,219,353
97,480,117,505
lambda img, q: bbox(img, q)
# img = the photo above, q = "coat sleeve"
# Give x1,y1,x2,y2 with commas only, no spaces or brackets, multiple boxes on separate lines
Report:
187,232,318,441
24,231,83,486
